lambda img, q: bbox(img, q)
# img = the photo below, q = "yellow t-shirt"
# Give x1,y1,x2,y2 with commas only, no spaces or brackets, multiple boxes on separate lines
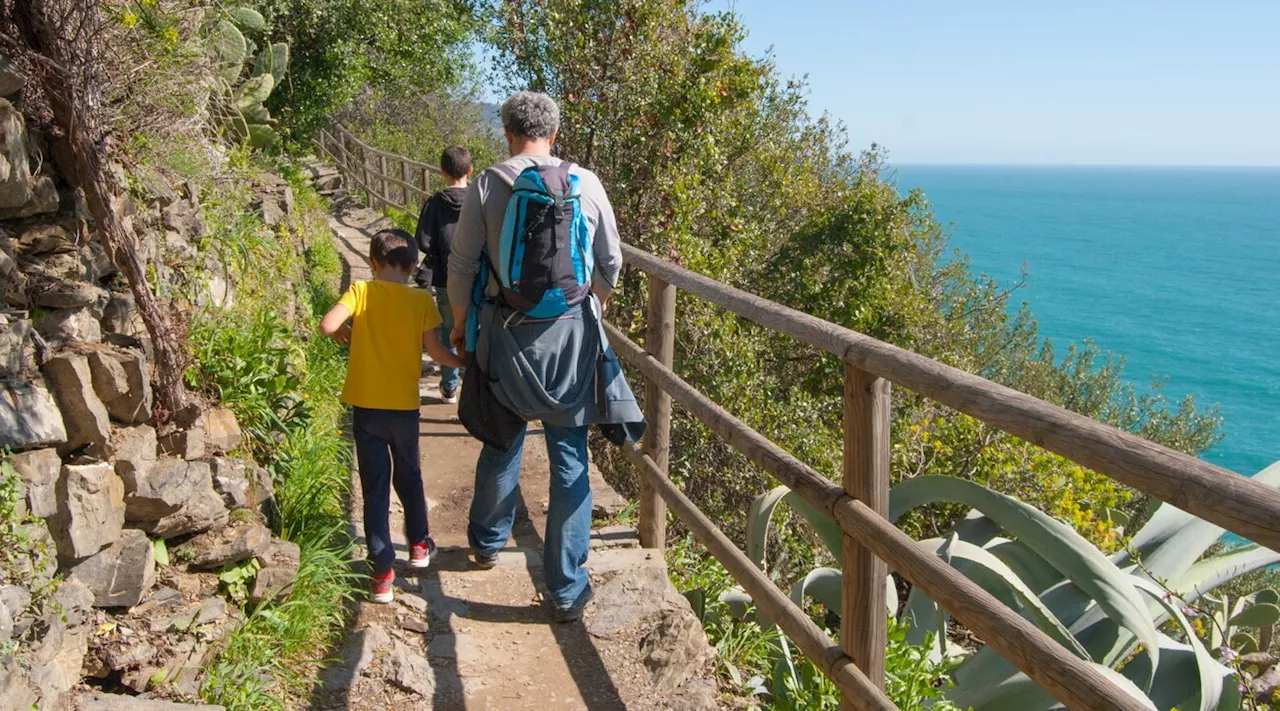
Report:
337,280,442,411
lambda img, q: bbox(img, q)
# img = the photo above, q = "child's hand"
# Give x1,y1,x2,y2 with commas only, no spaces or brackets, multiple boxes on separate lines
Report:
331,323,352,346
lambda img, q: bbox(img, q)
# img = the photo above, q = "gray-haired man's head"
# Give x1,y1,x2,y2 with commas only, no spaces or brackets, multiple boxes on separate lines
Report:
500,91,560,140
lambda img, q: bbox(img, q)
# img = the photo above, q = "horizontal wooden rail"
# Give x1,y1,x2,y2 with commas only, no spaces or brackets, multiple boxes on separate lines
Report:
332,124,442,175
622,444,897,711
619,243,1280,552
606,322,1151,711
315,125,441,215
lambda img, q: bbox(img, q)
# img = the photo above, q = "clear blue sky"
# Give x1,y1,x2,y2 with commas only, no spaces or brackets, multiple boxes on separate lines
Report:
719,1,1280,166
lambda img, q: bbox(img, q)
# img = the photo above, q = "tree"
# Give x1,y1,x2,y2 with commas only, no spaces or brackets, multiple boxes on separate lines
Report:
251,0,479,141
5,0,191,419
488,0,1221,565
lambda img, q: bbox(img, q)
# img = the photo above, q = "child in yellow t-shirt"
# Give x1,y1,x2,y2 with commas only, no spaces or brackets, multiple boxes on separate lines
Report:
319,228,465,603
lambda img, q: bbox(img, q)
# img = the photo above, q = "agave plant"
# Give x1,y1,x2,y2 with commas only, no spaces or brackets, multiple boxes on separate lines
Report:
207,8,290,149
738,460,1280,710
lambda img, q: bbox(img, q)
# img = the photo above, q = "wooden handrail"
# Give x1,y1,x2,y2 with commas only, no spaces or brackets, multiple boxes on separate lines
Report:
619,242,1280,552
606,322,1151,711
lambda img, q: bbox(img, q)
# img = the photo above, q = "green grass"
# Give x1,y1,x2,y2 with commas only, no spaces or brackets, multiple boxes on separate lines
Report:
188,169,361,710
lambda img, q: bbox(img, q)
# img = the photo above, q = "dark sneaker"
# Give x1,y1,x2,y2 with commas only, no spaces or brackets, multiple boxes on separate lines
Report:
553,586,595,623
441,384,459,404
473,549,499,569
409,538,436,569
370,569,394,604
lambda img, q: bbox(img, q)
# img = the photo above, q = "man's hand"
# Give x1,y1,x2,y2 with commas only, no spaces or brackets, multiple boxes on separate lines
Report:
450,323,467,352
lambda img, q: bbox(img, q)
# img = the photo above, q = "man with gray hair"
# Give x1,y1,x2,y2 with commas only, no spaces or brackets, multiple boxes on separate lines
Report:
448,91,625,622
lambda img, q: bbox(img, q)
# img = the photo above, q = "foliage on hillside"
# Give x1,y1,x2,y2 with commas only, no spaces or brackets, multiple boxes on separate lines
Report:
489,0,1221,566
248,0,480,142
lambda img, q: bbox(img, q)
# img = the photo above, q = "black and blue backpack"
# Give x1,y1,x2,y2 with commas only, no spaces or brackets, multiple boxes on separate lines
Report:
485,161,594,318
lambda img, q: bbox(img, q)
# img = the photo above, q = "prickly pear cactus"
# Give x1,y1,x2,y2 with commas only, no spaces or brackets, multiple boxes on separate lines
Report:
206,8,288,151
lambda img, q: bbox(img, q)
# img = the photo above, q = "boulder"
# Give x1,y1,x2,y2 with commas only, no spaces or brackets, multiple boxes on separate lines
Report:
113,424,157,488
639,612,712,692
77,694,226,710
29,611,88,709
209,456,272,510
0,585,30,623
82,239,117,283
0,99,32,210
0,174,57,220
42,352,112,459
259,196,285,226
0,314,29,377
250,538,300,603
101,293,146,337
50,462,125,560
35,306,103,345
0,658,37,711
388,641,434,696
0,596,11,643
8,447,60,517
159,427,205,460
125,458,228,538
0,378,67,450
66,528,156,607
33,280,108,310
201,407,242,454
87,349,152,424
161,197,204,239
53,574,95,626
585,565,692,640
0,56,24,101
185,518,271,569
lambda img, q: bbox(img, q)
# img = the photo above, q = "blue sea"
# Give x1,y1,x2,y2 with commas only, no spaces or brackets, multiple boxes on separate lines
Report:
893,165,1280,479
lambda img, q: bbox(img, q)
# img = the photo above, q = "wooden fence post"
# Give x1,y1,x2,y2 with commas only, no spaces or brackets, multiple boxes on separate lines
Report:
377,154,389,210
336,131,348,178
401,159,413,211
841,364,890,702
360,144,373,208
639,276,676,550
422,165,432,196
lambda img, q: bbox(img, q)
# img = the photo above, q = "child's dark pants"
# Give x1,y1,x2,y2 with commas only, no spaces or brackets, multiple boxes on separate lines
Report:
352,406,428,575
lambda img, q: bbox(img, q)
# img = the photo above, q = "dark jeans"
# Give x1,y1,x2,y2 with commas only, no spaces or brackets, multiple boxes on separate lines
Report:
352,406,428,574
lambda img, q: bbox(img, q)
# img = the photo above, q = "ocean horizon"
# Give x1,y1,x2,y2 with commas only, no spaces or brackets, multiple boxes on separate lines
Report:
894,164,1280,481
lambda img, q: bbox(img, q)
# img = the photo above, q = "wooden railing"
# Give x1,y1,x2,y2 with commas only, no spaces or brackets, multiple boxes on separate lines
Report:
313,133,1280,711
314,124,442,214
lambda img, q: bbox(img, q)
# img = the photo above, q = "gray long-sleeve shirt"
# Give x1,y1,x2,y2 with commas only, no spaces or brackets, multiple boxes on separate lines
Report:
447,155,622,309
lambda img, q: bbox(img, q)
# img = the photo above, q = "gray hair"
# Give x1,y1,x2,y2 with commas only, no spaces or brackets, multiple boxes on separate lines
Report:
500,91,560,140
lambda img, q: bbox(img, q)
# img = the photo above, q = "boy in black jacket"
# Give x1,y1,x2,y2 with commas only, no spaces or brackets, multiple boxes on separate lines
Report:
414,146,471,403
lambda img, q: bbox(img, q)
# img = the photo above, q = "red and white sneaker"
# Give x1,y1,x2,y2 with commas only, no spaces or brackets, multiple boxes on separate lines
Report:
409,538,437,569
370,569,394,604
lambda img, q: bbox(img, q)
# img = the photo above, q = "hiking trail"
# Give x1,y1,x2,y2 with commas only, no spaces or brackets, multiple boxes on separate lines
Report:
303,181,723,711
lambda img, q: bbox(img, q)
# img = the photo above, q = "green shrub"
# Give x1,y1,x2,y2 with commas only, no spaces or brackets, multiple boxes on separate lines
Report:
188,162,358,710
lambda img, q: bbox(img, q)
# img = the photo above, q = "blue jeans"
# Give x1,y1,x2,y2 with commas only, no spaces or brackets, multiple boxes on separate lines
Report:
434,290,460,393
467,423,592,608
352,407,429,575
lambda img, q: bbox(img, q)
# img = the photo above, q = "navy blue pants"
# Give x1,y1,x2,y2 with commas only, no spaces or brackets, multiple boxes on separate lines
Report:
352,407,429,574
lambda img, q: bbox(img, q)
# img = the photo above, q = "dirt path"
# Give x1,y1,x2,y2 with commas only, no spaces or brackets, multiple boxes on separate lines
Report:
303,194,722,711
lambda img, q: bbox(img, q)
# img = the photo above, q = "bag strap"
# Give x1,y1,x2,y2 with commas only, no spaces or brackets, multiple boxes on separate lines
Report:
487,162,521,187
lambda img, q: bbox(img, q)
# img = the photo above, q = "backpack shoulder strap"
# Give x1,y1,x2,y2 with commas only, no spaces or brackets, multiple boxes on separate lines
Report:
487,162,521,187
